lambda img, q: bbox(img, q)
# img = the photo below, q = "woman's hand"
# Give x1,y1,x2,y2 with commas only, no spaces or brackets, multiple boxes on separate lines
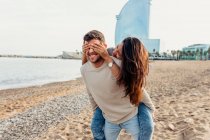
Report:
91,43,112,63
82,41,89,55
82,41,90,65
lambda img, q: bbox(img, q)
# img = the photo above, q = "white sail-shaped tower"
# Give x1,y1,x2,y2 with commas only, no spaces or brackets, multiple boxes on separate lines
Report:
115,0,160,53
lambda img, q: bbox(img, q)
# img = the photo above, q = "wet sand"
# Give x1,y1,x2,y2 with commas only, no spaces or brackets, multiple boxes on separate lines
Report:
0,61,210,140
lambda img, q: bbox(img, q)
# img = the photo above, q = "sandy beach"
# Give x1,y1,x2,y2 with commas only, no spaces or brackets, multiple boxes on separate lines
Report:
0,61,210,140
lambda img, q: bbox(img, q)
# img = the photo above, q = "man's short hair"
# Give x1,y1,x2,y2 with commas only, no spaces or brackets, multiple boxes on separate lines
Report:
83,30,105,43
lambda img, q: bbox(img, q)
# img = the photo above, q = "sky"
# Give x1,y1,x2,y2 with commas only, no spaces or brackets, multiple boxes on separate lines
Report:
0,0,210,56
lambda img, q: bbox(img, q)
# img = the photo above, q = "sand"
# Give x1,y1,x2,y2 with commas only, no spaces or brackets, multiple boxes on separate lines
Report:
0,61,210,140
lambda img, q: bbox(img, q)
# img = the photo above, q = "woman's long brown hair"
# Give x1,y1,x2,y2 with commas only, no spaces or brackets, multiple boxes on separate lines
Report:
117,37,149,106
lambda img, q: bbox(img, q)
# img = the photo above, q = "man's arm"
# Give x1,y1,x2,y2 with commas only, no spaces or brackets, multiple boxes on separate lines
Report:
86,87,98,111
80,67,98,111
82,53,88,65
82,42,89,65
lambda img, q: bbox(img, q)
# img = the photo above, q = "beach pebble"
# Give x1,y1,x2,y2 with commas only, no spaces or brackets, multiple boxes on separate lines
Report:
0,93,89,140
168,123,175,131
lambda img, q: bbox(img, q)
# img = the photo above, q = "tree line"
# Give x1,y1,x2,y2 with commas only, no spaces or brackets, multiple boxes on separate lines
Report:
149,46,210,60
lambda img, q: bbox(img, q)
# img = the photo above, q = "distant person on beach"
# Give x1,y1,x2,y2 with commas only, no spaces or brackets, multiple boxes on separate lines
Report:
80,30,154,140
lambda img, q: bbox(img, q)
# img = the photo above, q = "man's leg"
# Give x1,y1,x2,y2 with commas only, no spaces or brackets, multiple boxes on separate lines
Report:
104,120,121,140
121,115,140,140
91,107,105,140
138,103,154,140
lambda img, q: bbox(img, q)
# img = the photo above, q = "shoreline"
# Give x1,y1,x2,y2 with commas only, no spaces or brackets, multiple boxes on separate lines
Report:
0,77,82,91
0,77,86,120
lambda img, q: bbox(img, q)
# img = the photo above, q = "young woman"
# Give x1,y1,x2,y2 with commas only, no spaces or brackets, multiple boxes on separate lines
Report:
83,35,154,140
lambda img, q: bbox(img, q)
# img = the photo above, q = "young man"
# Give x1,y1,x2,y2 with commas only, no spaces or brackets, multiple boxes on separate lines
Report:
81,30,154,140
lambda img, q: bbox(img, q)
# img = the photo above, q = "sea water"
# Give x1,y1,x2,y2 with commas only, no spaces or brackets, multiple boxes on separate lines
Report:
0,57,82,90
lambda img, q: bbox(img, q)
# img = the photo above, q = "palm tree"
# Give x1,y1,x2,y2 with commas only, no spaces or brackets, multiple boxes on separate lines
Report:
153,49,156,57
155,51,160,57
182,51,187,60
171,50,176,60
196,48,200,60
208,47,210,60
176,50,181,60
191,51,196,60
163,52,167,58
204,51,208,60
179,51,183,60
160,52,166,60
200,48,203,60
187,50,191,60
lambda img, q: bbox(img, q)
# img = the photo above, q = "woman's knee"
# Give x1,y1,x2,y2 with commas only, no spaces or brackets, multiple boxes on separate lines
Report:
138,103,154,133
142,119,154,134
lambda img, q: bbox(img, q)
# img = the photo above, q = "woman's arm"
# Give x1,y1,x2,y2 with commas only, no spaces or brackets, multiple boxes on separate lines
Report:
104,56,121,80
82,53,88,65
82,41,89,65
91,44,121,80
86,87,98,111
80,67,98,111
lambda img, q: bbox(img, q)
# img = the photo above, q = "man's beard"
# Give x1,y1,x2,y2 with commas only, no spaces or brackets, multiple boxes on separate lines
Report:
93,56,103,63
88,52,103,63
89,55,103,63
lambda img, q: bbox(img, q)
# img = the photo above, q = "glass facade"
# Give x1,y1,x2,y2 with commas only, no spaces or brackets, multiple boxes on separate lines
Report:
115,0,160,53
181,44,210,60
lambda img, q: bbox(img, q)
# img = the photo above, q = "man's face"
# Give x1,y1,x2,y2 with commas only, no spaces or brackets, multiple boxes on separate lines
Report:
86,39,102,63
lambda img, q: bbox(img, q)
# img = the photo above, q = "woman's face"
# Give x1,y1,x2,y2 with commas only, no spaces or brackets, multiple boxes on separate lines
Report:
113,43,123,59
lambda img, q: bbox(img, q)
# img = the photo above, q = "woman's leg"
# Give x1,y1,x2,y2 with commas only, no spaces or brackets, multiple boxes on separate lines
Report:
91,107,105,140
104,120,121,140
121,115,140,140
138,103,154,140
